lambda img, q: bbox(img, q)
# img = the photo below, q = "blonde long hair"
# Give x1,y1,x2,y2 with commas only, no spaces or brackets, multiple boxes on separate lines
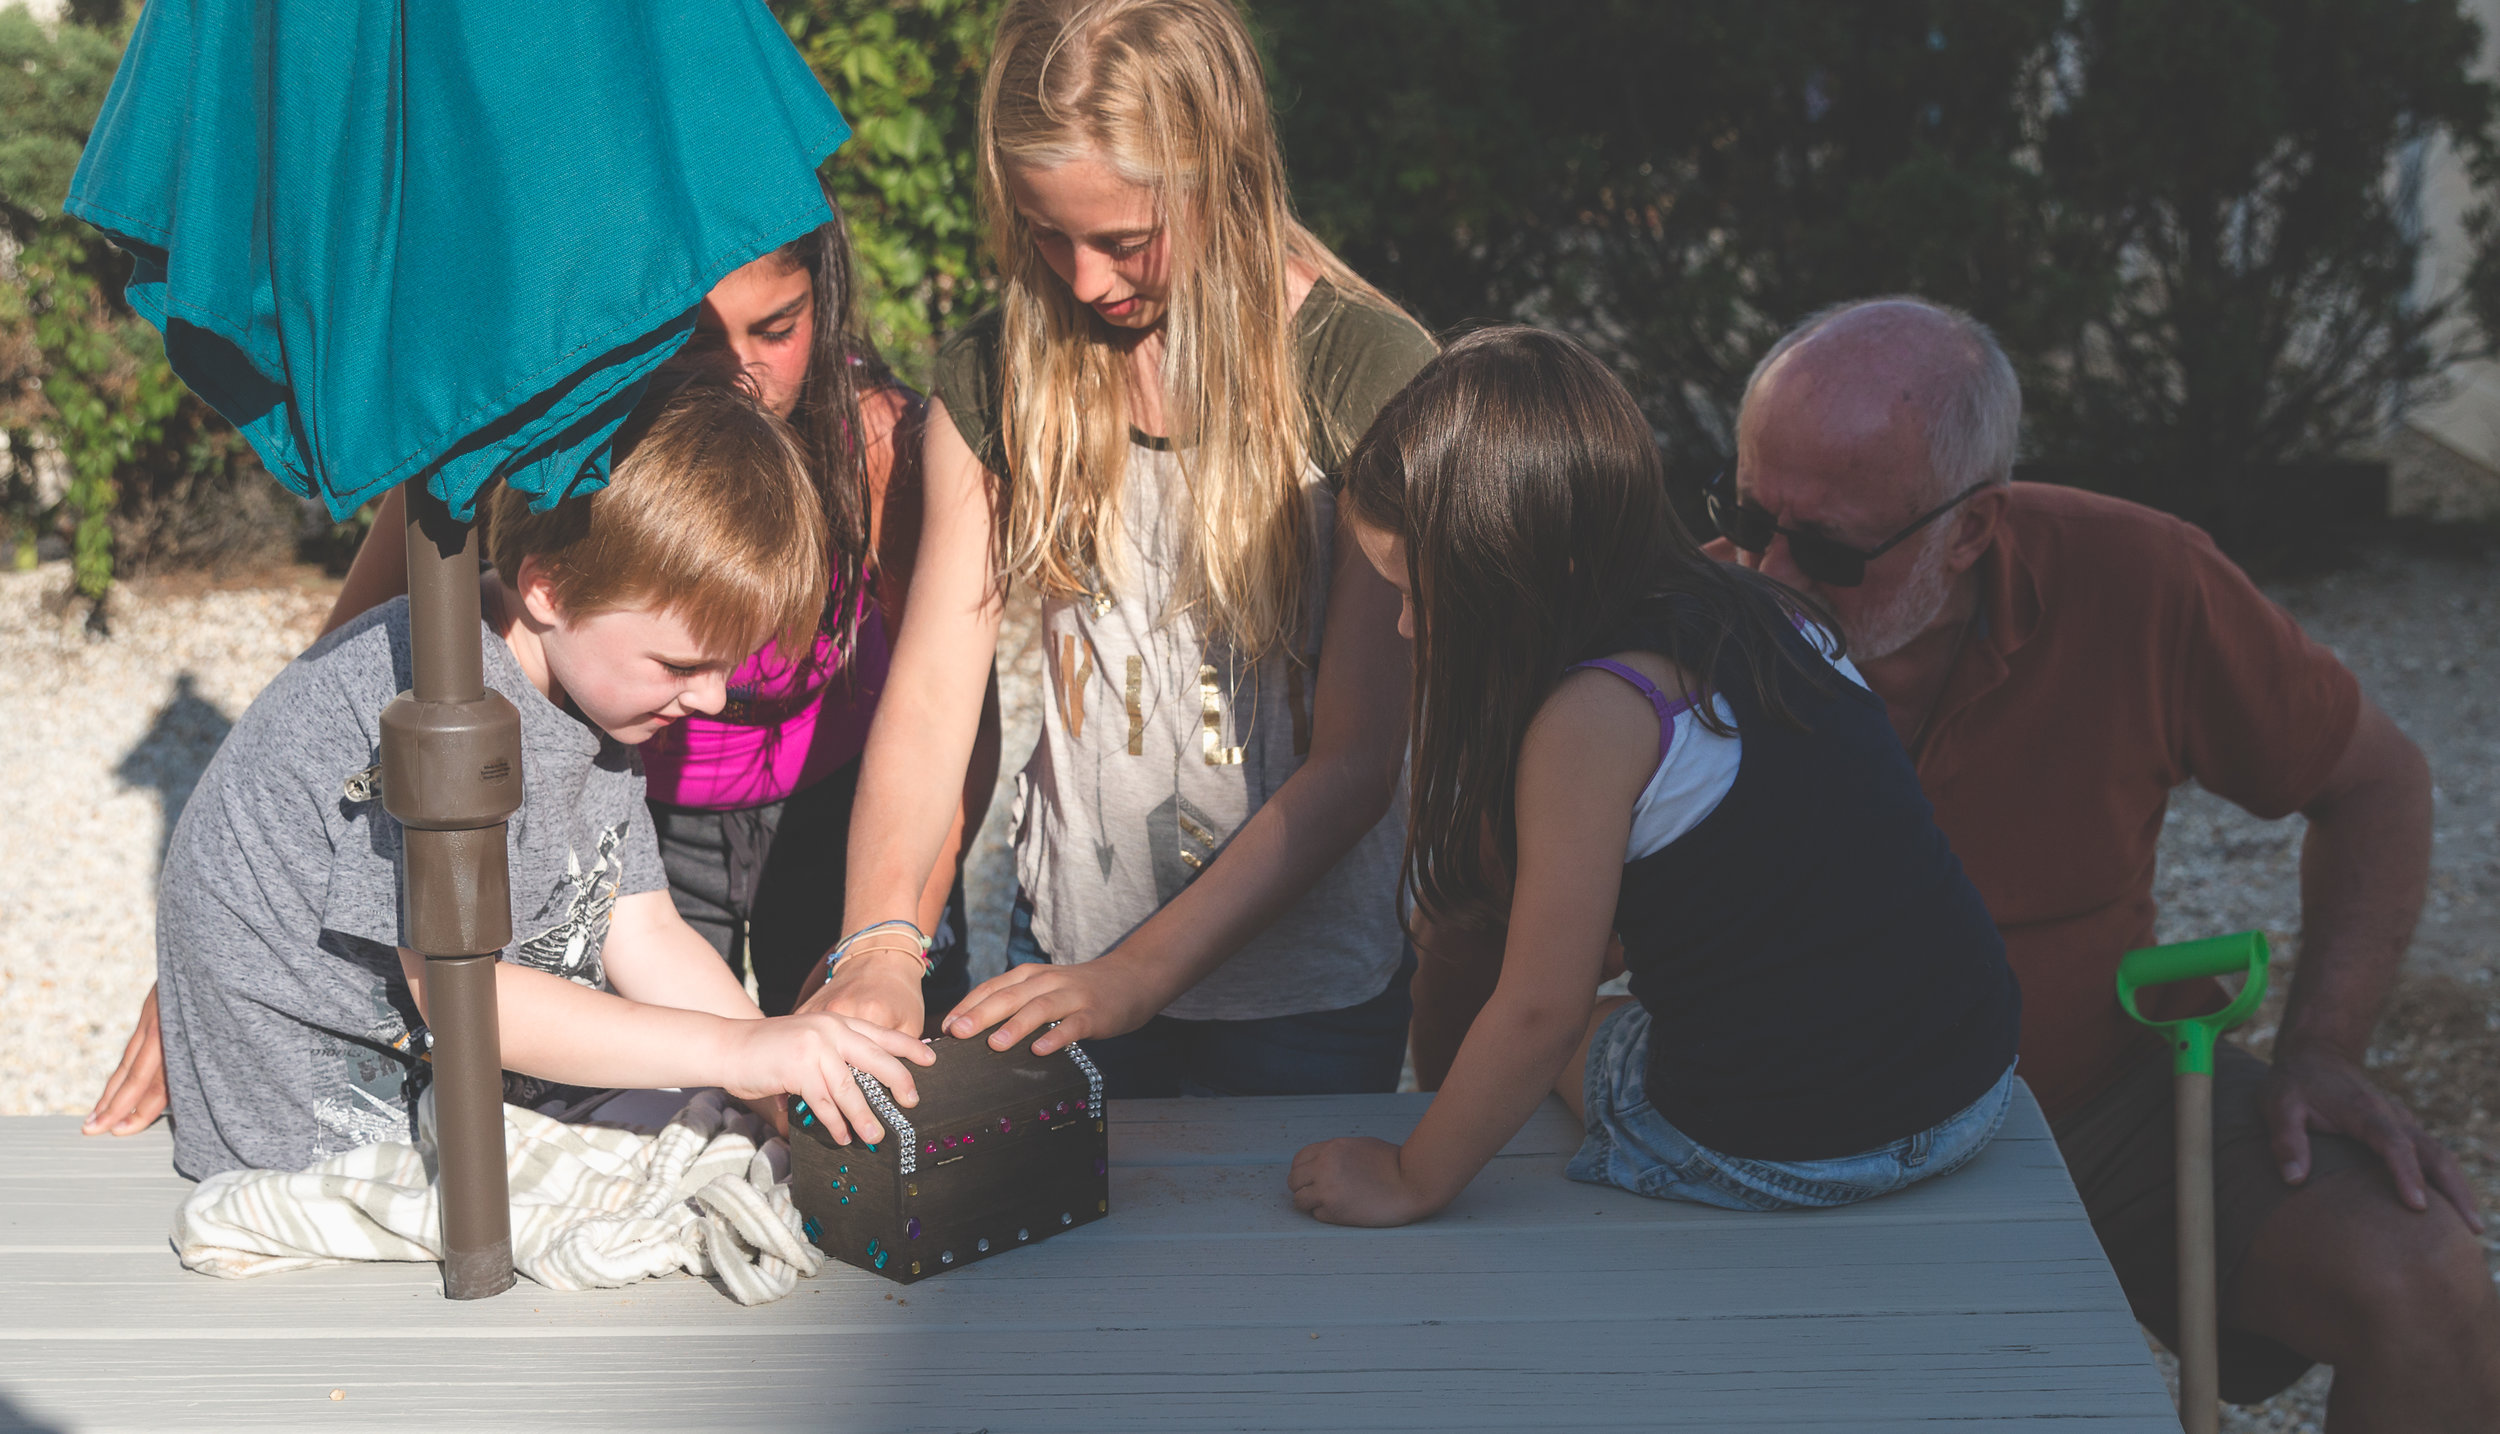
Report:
981,0,1404,660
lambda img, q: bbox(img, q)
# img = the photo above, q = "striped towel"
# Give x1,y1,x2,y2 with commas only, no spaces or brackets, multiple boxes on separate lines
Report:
172,1089,822,1305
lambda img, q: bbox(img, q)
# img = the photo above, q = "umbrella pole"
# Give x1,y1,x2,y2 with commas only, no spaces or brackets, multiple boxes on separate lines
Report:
381,486,523,1300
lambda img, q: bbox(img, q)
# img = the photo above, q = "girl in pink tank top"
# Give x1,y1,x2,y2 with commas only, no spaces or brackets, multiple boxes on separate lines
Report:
637,183,993,1018
641,590,889,811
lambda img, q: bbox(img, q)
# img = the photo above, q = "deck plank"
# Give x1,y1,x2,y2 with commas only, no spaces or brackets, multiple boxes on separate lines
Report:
0,1085,2174,1431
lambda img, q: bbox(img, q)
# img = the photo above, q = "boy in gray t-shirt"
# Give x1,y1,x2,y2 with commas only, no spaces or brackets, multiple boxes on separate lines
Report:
156,379,932,1180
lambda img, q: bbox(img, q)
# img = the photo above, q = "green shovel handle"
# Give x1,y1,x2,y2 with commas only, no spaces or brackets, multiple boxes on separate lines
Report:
2115,932,2271,1077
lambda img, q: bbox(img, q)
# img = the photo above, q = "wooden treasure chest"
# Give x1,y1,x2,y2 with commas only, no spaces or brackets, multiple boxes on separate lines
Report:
787,1029,1108,1284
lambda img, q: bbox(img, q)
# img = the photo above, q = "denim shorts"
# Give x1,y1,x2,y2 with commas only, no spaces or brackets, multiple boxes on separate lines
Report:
1565,999,2017,1211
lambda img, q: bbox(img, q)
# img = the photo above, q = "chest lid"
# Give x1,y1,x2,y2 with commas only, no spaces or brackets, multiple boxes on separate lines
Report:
791,1028,1102,1176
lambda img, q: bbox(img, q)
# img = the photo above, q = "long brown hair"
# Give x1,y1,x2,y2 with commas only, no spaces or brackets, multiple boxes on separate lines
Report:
979,0,1409,660
706,176,890,660
1341,327,1837,930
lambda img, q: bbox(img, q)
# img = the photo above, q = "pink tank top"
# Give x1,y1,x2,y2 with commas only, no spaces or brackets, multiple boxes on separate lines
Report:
640,593,891,810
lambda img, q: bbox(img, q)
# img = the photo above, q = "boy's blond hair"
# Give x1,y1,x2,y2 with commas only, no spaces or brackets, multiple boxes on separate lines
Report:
488,374,826,661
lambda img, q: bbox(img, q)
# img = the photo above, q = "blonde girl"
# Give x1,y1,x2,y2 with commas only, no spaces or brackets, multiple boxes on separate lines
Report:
808,0,1436,1095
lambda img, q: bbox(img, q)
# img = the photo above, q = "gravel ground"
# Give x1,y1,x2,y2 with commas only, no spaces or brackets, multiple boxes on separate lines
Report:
0,566,337,1117
2,535,2493,1428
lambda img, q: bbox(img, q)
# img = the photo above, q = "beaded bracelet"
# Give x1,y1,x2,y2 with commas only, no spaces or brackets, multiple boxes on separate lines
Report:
818,919,933,984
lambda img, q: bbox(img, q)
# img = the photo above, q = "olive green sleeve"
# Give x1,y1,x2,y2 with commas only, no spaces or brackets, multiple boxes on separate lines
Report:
929,308,1009,478
1298,286,1439,478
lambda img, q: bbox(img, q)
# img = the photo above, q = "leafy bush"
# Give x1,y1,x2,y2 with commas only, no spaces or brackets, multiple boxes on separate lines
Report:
1270,0,2500,506
778,0,1006,387
9,0,2494,601
0,3,285,598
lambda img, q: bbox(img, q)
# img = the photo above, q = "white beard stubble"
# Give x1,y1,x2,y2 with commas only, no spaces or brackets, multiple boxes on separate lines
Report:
1843,521,1956,661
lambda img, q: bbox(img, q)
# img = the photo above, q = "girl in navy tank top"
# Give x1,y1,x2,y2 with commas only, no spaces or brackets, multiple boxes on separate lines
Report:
1288,327,2019,1227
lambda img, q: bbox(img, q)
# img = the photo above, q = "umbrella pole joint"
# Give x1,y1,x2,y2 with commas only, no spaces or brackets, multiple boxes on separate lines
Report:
382,487,524,1300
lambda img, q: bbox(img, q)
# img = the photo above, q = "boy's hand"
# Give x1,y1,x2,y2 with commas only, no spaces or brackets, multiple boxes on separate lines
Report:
942,957,1162,1056
1289,1137,1441,1227
796,948,927,1038
84,983,168,1136
721,1012,935,1145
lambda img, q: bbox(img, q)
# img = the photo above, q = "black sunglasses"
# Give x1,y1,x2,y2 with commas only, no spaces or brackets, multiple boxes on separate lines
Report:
1705,469,1988,588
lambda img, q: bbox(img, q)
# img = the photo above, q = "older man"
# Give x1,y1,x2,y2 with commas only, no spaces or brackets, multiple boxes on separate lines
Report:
1410,297,2499,1425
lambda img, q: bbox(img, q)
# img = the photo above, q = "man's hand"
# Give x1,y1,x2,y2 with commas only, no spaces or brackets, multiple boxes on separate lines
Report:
2266,1041,2482,1232
84,983,167,1136
941,957,1165,1056
793,947,927,1037
1289,1137,1441,1227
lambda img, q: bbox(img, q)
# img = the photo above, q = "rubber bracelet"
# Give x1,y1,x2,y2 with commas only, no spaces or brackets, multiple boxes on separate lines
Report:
819,920,933,982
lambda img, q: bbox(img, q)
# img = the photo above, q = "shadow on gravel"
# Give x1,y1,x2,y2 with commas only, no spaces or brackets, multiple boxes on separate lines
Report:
113,671,235,875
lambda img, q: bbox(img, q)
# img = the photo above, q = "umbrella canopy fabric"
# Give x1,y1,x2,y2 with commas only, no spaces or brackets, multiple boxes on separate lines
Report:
68,0,849,520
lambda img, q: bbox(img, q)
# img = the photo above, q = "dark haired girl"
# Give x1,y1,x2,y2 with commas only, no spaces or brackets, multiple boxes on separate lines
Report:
1288,327,2020,1226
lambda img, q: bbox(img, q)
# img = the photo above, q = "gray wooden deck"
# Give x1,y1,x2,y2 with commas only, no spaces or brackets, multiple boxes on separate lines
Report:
0,1085,2173,1431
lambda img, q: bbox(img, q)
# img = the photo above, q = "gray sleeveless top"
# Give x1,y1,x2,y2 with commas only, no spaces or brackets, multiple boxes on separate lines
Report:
933,282,1434,1019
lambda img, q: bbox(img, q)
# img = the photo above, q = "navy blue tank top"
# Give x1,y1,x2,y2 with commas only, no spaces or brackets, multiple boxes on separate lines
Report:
1594,598,2020,1162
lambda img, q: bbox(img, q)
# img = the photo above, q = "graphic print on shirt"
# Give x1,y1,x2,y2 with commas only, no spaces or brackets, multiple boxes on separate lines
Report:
1053,633,1095,739
309,974,423,1160
512,820,629,989
1147,786,1225,904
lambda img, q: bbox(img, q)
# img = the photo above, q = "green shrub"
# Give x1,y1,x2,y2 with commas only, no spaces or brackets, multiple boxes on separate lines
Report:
778,0,1006,388
1268,0,2500,503
1,3,280,598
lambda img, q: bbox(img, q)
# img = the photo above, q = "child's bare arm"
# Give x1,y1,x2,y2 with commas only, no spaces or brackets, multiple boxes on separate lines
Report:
943,503,1411,1054
395,946,933,1143
1289,665,1659,1226
599,889,762,1022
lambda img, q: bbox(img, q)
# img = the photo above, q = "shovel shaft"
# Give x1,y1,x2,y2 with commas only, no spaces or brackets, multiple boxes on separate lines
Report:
2176,1069,2218,1434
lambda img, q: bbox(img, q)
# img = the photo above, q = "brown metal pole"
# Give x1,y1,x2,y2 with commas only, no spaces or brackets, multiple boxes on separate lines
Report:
381,486,523,1300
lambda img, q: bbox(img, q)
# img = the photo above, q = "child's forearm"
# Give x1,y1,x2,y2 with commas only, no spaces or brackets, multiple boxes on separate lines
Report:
1398,990,1594,1210
842,403,1006,936
599,889,761,1023
1083,518,1410,1003
399,949,749,1091
1096,745,1401,1007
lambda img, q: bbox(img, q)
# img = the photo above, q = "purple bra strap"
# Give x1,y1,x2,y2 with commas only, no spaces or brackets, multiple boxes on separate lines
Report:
1570,658,1697,764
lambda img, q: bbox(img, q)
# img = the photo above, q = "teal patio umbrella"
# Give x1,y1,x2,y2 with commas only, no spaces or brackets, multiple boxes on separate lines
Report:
69,0,850,1299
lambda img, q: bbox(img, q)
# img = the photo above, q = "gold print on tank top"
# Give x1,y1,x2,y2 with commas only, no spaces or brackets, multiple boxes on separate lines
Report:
1176,806,1219,871
1052,634,1094,739
1200,663,1246,766
1125,656,1146,757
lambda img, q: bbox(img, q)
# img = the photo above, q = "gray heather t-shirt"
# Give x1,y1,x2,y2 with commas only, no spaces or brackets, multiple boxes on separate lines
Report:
156,596,666,1179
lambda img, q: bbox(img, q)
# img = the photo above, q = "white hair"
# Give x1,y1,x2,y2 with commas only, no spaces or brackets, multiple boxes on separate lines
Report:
1742,296,2023,501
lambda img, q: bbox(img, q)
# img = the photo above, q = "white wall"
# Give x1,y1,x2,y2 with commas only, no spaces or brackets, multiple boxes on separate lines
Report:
2393,0,2500,518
